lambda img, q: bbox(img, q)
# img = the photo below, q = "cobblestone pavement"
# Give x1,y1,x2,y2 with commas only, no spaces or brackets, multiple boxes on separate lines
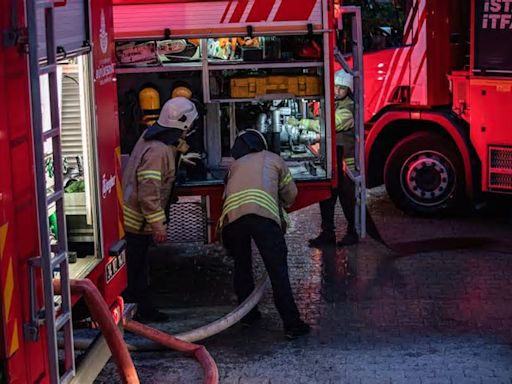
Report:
96,189,512,384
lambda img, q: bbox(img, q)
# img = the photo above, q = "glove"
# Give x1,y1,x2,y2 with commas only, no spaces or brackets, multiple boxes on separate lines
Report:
181,152,202,166
301,118,320,133
150,222,167,244
287,117,320,133
287,116,300,126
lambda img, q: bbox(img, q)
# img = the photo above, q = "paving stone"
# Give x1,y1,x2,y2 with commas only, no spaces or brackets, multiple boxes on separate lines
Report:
420,379,451,384
238,376,271,384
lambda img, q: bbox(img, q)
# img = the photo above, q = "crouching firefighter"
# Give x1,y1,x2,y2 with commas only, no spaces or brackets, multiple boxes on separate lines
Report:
220,129,311,340
122,97,198,322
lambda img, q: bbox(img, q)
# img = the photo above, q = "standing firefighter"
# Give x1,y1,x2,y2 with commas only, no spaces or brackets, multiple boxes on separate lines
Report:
304,69,358,247
221,129,310,340
123,97,198,322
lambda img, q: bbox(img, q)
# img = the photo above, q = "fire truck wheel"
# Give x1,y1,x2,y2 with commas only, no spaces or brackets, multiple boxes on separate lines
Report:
384,131,464,216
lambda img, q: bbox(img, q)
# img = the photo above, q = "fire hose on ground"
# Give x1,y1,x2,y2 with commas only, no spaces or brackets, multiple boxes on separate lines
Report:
126,274,271,350
66,274,270,353
54,279,139,384
123,320,219,383
69,274,270,352
55,278,229,384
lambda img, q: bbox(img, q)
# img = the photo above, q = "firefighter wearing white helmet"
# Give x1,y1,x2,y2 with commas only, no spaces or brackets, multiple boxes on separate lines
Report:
157,96,198,130
334,68,354,93
288,69,354,134
168,84,203,166
301,69,358,248
122,96,198,322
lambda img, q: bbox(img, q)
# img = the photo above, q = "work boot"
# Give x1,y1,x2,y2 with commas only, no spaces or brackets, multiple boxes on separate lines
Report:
308,231,336,248
284,320,311,340
240,309,262,328
134,308,170,323
336,230,359,247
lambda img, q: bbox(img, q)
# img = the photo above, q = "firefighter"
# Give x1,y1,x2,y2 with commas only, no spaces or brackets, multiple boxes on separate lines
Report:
220,129,310,340
123,97,198,322
289,69,358,247
169,82,203,167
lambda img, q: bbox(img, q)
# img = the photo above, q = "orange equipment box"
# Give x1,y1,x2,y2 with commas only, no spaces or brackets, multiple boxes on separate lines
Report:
230,75,322,98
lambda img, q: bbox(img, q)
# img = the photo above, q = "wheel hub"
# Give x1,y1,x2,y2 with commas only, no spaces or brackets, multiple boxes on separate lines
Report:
400,151,456,206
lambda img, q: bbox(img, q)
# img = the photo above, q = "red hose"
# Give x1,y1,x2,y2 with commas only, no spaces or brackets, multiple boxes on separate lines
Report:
124,320,219,384
53,279,140,384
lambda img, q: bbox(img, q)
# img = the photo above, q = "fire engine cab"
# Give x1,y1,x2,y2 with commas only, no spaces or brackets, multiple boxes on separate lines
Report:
340,0,512,215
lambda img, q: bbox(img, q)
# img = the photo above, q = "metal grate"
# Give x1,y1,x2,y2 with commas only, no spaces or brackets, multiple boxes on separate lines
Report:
489,146,512,191
490,147,512,169
489,173,512,191
167,196,208,243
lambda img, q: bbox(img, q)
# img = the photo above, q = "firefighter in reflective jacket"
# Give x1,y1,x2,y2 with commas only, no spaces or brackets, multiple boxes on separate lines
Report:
123,97,198,322
220,129,310,339
289,69,358,248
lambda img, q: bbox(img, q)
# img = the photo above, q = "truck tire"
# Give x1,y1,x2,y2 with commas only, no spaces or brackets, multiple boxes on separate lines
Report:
384,131,464,216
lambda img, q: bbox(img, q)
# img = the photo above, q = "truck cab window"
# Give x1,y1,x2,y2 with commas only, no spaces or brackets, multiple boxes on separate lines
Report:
340,0,412,52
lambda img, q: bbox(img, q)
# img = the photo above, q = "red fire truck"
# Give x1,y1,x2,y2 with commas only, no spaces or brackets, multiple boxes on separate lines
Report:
2,0,360,382
1,0,127,382
343,0,512,215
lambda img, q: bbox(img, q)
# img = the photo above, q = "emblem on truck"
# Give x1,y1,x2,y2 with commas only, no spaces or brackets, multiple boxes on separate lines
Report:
102,174,116,198
100,9,108,54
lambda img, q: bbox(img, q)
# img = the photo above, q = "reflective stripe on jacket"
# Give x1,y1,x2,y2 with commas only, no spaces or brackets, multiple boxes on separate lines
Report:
221,151,297,230
122,133,178,234
335,97,355,160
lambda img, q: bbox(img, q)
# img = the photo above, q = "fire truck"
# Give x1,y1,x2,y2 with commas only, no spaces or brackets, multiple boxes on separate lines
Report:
1,0,127,382
344,0,512,215
2,0,363,382
111,0,367,242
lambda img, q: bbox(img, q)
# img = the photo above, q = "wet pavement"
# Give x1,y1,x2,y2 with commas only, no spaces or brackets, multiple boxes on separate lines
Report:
96,188,512,383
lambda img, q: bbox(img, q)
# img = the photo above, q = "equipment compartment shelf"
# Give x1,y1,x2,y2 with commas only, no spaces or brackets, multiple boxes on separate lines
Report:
116,61,324,74
210,95,324,103
207,61,324,71
115,62,202,74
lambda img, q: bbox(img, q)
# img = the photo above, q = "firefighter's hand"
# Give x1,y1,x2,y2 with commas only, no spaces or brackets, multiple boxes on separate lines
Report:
287,117,300,126
287,117,320,132
151,222,167,244
181,152,202,166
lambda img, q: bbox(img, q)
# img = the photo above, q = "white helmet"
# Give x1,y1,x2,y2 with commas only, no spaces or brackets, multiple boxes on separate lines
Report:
157,97,198,130
334,69,353,93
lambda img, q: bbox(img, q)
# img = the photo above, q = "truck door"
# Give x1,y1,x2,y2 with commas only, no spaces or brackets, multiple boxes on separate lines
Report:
336,5,367,238
26,1,95,381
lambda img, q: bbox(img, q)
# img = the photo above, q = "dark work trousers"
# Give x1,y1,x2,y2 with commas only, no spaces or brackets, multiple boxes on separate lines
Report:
125,232,154,314
222,215,302,328
320,145,356,234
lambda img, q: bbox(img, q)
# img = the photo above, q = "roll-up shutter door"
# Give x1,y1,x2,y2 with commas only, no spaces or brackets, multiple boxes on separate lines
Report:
61,71,83,169
37,0,88,60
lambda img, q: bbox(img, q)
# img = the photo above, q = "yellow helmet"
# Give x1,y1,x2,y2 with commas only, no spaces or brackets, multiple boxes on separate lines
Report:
171,85,193,100
139,87,160,112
